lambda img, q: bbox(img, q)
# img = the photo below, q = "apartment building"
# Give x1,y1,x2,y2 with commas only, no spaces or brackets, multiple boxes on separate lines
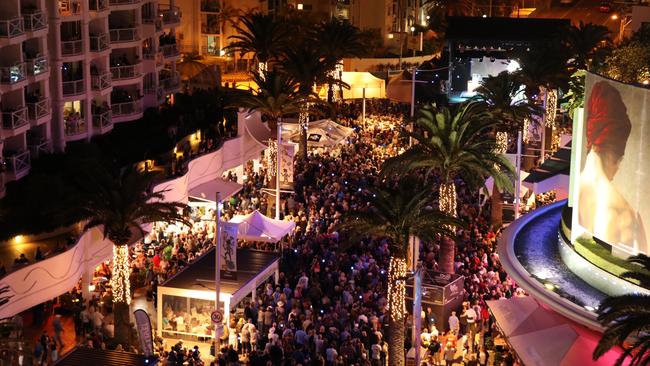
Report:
0,0,181,198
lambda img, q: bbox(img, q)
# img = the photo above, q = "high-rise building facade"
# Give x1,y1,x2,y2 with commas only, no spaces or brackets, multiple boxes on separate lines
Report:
0,0,181,198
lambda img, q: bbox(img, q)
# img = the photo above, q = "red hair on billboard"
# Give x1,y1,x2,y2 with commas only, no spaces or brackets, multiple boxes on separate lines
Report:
585,81,631,157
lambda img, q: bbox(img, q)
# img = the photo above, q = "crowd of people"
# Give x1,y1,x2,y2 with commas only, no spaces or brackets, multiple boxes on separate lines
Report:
21,99,527,366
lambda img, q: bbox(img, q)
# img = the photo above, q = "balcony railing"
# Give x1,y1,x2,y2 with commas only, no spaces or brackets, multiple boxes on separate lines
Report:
90,33,110,52
159,72,180,93
0,17,25,38
61,39,83,56
59,0,82,16
109,0,141,5
62,79,85,96
5,150,30,177
110,64,140,80
26,56,48,76
92,110,112,130
160,44,179,58
28,140,51,159
142,48,158,60
26,98,50,121
89,0,109,12
159,5,181,25
112,99,142,116
0,63,26,84
91,72,112,90
65,119,86,137
109,27,139,43
23,12,46,32
2,107,28,131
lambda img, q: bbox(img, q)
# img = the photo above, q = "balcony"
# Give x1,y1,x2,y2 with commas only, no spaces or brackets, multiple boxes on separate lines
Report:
90,33,110,52
0,63,26,85
91,72,112,91
0,17,25,39
160,44,179,58
109,27,139,43
26,98,50,123
4,150,30,180
62,79,85,97
28,139,51,159
26,56,48,77
59,0,82,16
23,12,47,32
2,107,28,132
64,117,86,139
159,72,180,93
159,5,181,26
109,0,141,5
92,110,112,134
110,64,140,80
89,0,109,13
112,99,142,117
61,39,83,56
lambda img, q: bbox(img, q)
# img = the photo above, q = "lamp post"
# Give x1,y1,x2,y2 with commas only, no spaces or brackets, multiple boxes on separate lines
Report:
214,191,222,353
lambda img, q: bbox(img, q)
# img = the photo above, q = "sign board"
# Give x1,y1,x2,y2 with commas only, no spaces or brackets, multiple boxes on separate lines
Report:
133,309,154,357
279,142,295,189
211,310,223,324
215,324,225,337
220,221,238,280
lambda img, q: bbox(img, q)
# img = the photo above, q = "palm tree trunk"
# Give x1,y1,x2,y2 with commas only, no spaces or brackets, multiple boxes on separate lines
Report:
111,244,131,347
388,257,407,366
490,185,503,228
438,182,457,274
299,109,308,161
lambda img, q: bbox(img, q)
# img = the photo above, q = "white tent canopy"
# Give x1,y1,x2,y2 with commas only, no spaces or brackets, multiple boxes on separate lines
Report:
283,119,354,148
229,210,296,243
189,178,243,201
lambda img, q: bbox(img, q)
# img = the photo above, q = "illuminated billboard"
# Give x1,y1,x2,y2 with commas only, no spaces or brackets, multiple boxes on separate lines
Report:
572,73,649,255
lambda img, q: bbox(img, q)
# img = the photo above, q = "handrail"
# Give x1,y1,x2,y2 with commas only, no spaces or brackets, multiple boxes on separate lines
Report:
23,12,46,32
61,39,83,56
110,63,141,80
5,150,30,175
160,44,179,58
109,27,139,43
89,0,109,12
0,63,26,84
64,119,86,137
62,79,85,96
92,110,112,129
112,99,142,116
91,71,112,90
2,107,28,130
109,0,141,4
0,17,25,38
158,5,181,25
26,98,49,121
89,33,110,52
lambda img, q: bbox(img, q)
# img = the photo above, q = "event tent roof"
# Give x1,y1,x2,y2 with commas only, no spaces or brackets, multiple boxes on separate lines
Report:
55,348,155,366
229,210,295,243
284,119,354,148
188,178,243,201
318,72,386,100
487,296,622,366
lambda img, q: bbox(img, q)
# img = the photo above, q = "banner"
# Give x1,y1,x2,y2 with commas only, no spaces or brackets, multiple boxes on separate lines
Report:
133,309,154,357
279,142,295,189
220,221,238,280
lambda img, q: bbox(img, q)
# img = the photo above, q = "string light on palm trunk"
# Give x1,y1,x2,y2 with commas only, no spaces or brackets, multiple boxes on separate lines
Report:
439,182,457,218
258,62,267,80
495,132,508,154
522,118,530,144
545,89,557,130
111,244,131,304
299,105,310,131
267,139,277,179
387,257,408,321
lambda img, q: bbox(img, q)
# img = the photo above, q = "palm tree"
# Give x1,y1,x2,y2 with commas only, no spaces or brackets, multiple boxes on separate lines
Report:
226,12,289,76
315,18,367,102
79,167,189,346
339,176,457,366
564,21,612,72
516,41,571,100
281,43,338,160
382,102,513,273
177,52,208,92
594,254,650,366
475,71,541,226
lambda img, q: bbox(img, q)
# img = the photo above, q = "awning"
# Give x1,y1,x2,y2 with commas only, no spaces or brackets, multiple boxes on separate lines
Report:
487,296,623,366
229,210,295,243
318,71,386,99
188,178,243,201
523,143,571,195
386,71,412,103
242,110,274,147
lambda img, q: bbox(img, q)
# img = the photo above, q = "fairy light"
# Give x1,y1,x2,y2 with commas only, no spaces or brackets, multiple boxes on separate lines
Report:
523,118,530,144
267,139,277,179
545,89,557,130
387,257,408,321
299,106,310,131
495,132,508,154
258,62,267,80
439,183,457,218
111,245,131,305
